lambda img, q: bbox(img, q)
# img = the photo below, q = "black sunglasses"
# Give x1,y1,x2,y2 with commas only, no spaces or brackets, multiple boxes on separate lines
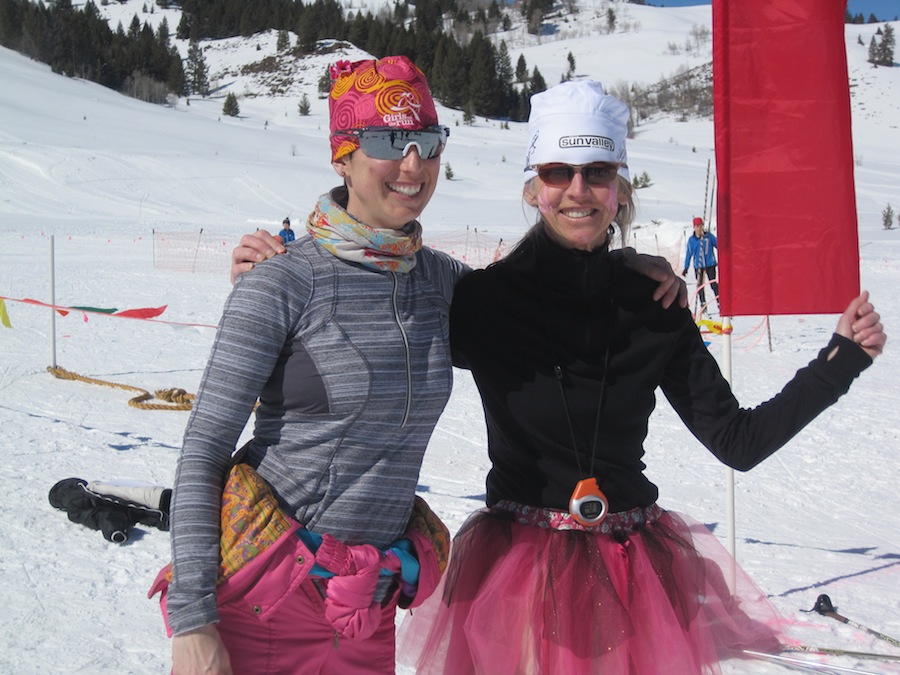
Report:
533,163,622,188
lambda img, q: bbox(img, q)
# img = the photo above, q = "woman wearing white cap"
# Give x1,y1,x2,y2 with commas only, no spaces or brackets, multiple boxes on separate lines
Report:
396,80,885,674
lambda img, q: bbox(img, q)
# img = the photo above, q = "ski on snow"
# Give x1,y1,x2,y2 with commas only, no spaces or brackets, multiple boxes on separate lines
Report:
785,644,900,662
743,650,880,675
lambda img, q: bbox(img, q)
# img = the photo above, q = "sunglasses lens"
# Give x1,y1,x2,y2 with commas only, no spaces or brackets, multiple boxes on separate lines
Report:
359,129,447,160
538,165,575,187
582,164,619,185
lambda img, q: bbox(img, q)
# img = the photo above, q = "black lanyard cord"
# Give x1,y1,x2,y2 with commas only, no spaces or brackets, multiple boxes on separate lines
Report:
543,283,614,478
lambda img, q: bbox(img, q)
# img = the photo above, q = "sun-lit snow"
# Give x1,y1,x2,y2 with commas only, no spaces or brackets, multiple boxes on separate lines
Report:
1,2,898,672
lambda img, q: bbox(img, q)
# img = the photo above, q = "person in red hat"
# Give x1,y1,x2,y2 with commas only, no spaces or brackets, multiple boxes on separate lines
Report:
682,215,719,311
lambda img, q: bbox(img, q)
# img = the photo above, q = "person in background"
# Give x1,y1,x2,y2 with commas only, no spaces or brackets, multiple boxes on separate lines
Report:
682,215,719,310
278,216,295,243
394,80,885,675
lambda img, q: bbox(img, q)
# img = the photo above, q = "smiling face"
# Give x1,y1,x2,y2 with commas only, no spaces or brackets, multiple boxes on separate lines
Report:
524,172,628,251
334,147,439,230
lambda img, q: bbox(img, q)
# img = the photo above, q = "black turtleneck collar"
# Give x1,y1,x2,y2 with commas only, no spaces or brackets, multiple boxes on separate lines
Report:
531,226,613,296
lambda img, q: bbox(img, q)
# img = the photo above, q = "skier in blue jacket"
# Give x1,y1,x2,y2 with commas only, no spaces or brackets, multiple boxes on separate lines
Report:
277,216,295,243
682,216,718,310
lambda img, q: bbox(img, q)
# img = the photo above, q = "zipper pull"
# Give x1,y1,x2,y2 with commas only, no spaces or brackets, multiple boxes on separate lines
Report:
333,630,339,649
554,365,563,380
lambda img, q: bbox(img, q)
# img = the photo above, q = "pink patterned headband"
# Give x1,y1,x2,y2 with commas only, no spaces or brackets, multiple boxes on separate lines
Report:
329,55,439,162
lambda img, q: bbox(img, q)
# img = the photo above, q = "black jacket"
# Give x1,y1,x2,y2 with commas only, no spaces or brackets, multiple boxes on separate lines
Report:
450,229,871,513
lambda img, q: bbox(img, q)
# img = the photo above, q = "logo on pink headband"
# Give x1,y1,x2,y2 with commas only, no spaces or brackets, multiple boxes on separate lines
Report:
383,92,423,126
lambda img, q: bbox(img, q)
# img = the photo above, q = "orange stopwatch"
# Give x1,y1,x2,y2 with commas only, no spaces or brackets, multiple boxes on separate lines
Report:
568,477,609,527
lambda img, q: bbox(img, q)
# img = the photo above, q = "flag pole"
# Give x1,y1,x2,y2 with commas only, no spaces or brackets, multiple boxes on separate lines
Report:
723,315,736,592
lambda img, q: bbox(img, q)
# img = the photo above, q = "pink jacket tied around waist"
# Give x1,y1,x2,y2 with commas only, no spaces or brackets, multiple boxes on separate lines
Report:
150,511,442,641
310,525,441,640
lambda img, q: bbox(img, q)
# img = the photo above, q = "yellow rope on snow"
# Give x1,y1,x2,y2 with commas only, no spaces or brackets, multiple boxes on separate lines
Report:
47,366,195,411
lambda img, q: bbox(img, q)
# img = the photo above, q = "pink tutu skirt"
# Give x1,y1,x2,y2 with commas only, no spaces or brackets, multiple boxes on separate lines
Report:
397,502,784,675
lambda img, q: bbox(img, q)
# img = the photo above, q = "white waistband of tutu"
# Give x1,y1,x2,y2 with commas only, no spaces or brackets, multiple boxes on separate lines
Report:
492,500,664,534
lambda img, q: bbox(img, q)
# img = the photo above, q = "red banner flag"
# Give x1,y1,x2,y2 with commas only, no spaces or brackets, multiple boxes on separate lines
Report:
713,0,859,316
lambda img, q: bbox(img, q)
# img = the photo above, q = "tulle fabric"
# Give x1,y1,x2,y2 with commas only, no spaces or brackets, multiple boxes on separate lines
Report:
397,503,783,675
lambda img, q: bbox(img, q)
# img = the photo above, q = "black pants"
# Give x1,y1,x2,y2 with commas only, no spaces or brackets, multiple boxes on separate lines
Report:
694,265,719,306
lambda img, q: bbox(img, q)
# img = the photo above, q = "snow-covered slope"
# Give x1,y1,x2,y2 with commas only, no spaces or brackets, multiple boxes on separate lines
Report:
1,3,898,672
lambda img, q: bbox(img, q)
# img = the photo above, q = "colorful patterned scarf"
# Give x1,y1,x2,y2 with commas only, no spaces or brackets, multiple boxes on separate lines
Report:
306,192,422,273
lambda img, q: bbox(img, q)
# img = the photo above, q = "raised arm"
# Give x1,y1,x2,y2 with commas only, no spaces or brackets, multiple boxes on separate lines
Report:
834,291,885,360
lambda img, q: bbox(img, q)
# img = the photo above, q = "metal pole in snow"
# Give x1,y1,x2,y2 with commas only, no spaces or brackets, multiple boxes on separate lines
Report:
722,315,736,590
49,235,57,368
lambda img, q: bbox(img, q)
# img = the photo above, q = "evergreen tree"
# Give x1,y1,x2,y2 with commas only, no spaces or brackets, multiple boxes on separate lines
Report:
515,53,528,83
530,66,547,95
414,0,442,34
462,101,475,125
276,29,289,51
567,51,576,77
185,40,208,96
465,32,498,116
876,24,895,66
317,69,331,99
128,13,140,39
167,46,186,95
386,22,408,56
222,91,240,116
157,16,169,45
297,14,318,53
497,40,514,96
346,12,369,50
868,35,879,63
298,93,311,115
883,203,895,230
432,36,466,109
868,25,895,66
175,11,191,40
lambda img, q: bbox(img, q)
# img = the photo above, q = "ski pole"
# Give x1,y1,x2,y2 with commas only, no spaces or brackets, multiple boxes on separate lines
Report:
807,594,900,649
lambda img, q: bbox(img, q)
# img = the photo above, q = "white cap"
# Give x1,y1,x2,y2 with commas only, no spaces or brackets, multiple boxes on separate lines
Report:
524,80,630,183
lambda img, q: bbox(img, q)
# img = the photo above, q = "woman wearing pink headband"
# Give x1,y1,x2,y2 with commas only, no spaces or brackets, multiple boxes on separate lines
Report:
157,56,466,675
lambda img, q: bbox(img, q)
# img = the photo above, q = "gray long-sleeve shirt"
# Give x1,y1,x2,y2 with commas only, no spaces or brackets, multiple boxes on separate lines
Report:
167,223,468,635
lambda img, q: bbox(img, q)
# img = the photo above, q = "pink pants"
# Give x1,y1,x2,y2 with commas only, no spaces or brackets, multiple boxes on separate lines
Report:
218,576,398,674
151,526,399,674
